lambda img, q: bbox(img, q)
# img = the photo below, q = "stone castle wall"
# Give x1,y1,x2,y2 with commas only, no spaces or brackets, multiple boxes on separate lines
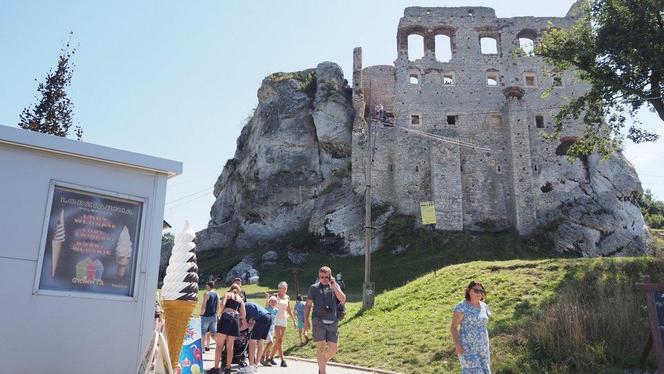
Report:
352,5,590,234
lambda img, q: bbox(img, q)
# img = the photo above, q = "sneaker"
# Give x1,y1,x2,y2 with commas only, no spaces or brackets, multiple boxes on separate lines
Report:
206,368,219,374
260,359,271,367
280,360,287,367
269,358,278,366
224,368,232,374
237,366,254,373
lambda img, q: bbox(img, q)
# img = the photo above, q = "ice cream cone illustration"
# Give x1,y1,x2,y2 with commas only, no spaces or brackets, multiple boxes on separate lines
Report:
51,209,66,276
115,226,132,278
161,220,199,370
94,259,104,280
75,259,87,279
86,258,96,281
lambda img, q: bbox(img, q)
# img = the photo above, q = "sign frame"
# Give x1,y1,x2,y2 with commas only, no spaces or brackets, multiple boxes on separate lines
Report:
420,201,437,225
32,180,149,302
636,282,664,370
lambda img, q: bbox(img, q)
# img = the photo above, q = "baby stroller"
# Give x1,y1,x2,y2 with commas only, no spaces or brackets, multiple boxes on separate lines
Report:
220,327,250,368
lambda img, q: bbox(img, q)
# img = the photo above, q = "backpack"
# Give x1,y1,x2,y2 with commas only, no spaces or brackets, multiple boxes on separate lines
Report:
336,297,346,321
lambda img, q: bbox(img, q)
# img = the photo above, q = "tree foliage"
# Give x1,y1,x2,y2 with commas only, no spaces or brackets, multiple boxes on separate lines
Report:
536,0,664,157
18,33,82,140
640,189,664,229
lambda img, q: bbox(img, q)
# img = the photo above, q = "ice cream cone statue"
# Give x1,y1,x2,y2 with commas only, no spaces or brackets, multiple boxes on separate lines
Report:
51,209,65,276
115,226,133,277
161,220,199,370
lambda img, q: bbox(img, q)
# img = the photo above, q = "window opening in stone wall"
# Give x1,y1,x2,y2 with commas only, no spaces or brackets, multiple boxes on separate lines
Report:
408,34,424,61
480,37,498,54
524,73,537,87
447,115,457,125
535,115,544,128
553,75,563,87
443,71,455,85
409,74,419,84
435,34,452,62
496,164,502,174
518,38,535,55
486,70,499,86
411,114,421,126
468,9,474,16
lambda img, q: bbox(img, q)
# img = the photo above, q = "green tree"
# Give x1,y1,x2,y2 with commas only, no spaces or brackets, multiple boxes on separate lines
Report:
18,33,82,140
536,0,664,157
640,189,664,229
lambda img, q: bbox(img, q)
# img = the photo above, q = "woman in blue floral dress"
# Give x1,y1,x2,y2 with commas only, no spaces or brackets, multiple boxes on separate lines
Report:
450,281,491,373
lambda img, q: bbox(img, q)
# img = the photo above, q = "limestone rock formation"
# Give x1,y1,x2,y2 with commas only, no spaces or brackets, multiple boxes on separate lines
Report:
196,4,651,258
535,153,649,256
225,256,259,284
197,62,364,254
196,60,649,258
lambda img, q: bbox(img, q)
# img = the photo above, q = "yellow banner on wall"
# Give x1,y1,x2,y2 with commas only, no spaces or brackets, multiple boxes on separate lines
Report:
420,201,436,225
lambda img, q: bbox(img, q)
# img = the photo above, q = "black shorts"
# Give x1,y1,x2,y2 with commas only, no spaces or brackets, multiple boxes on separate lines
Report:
250,314,273,340
217,312,240,337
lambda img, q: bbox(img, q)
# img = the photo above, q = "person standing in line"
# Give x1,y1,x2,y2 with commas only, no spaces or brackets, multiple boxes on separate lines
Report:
270,281,297,367
294,294,310,346
200,281,220,352
239,301,273,373
211,284,246,374
304,266,347,374
450,281,492,374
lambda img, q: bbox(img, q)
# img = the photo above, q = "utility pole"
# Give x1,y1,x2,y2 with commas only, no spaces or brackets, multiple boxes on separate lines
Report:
362,120,375,310
288,267,302,296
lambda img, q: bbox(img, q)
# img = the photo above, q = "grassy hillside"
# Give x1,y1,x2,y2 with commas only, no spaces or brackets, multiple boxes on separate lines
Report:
192,217,664,373
279,257,664,373
197,218,561,301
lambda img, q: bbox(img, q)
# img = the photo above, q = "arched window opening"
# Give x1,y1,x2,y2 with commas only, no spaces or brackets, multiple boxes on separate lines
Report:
435,34,452,62
409,74,419,84
480,37,498,55
408,34,424,61
519,37,535,55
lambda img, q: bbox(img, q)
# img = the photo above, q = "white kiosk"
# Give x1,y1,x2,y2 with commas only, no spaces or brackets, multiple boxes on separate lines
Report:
0,125,182,373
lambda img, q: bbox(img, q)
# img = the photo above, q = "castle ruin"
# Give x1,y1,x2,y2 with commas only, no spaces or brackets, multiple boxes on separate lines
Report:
351,5,586,235
198,3,648,257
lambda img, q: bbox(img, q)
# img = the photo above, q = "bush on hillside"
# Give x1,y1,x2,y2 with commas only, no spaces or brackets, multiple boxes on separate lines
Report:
640,189,664,229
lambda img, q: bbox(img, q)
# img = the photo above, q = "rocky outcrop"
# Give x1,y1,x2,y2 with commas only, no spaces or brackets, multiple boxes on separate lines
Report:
196,62,650,258
225,256,259,284
535,153,650,256
197,62,365,254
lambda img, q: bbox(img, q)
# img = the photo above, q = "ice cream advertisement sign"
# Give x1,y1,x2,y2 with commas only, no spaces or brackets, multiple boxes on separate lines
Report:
38,185,143,296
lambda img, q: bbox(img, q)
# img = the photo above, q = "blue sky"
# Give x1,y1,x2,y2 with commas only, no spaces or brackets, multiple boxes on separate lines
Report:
1,1,662,233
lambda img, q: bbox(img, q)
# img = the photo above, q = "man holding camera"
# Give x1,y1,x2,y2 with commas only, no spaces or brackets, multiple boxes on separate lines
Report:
304,266,346,374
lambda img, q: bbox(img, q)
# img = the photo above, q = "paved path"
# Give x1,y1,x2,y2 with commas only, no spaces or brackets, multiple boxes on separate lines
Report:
201,341,386,374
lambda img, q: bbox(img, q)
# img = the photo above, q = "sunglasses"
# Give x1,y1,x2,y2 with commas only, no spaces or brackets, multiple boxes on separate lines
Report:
471,288,485,294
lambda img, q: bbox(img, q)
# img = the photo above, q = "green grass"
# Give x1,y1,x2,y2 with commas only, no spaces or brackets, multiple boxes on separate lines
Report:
193,215,663,373
280,257,664,374
197,217,561,302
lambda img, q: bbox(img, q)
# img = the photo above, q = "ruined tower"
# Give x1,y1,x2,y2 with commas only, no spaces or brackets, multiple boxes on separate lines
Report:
351,6,585,235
